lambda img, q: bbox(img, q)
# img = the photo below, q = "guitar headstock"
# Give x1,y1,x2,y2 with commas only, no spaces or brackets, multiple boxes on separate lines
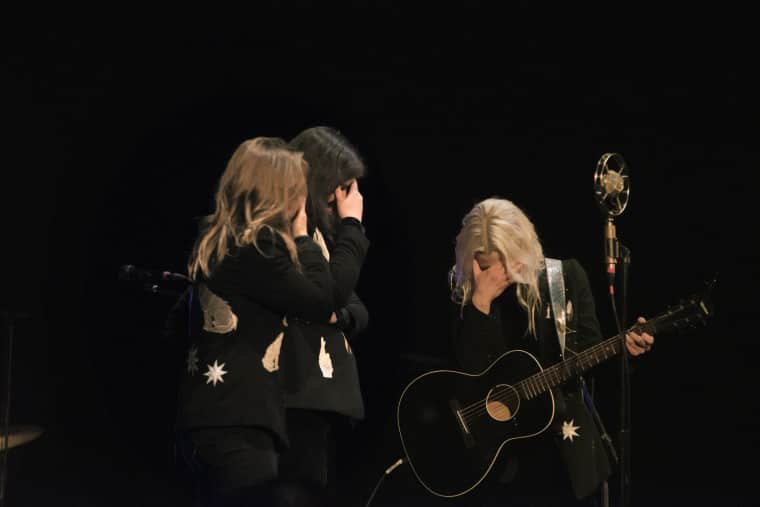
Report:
641,276,716,335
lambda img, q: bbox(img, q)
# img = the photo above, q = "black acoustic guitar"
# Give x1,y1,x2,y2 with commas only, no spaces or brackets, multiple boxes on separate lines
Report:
396,285,714,498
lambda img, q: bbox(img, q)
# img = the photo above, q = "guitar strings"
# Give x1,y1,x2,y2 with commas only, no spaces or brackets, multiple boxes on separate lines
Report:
456,336,624,422
458,339,617,421
456,309,692,422
456,313,664,419
459,336,628,422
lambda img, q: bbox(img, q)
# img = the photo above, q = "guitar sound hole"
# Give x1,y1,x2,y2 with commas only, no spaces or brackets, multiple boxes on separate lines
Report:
486,384,519,422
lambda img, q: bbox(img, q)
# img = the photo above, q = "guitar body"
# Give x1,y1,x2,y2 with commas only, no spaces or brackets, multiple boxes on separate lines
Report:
396,349,555,497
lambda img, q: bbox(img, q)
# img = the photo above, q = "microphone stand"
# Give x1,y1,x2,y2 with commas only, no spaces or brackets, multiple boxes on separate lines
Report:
0,311,17,507
604,217,632,507
580,377,617,507
613,244,631,507
594,152,633,506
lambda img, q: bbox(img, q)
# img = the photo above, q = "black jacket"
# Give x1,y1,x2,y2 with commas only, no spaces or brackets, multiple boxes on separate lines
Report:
282,218,370,420
175,221,368,448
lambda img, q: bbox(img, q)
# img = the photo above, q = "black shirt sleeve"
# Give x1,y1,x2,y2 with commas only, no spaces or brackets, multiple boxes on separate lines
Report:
227,231,336,323
328,218,370,308
337,291,369,339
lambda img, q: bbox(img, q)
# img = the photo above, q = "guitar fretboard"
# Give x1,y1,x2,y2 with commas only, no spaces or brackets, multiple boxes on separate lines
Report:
517,319,662,400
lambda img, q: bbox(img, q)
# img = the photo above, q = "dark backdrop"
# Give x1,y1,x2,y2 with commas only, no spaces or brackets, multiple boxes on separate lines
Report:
2,10,758,507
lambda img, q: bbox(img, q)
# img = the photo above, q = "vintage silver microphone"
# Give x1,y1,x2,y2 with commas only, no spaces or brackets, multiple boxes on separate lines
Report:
594,153,630,287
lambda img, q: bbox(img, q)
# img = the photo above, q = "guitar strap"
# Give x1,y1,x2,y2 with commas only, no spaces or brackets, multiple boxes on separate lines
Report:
545,258,568,360
547,259,613,502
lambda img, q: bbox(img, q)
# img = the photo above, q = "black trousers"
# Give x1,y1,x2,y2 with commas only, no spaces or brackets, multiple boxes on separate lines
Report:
278,409,336,506
177,410,335,507
179,426,279,507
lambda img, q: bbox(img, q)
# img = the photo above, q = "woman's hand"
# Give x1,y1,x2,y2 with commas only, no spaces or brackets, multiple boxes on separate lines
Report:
471,258,510,315
292,196,308,237
625,317,655,356
335,180,363,222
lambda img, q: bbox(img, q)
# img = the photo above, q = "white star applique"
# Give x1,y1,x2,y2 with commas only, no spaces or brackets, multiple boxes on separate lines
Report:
186,345,199,375
204,360,228,387
562,419,580,442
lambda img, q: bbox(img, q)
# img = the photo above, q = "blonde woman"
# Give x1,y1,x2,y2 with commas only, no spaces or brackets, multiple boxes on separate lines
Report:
175,137,368,506
450,198,653,507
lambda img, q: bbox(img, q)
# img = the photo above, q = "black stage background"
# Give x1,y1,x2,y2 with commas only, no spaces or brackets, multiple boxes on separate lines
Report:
2,10,758,507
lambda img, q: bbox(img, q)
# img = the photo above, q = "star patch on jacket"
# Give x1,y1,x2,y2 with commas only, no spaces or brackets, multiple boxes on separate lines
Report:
186,345,199,375
561,419,580,442
204,360,227,386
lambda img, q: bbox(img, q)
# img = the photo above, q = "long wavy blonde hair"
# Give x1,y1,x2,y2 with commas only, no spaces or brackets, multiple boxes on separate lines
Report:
188,137,308,280
453,198,545,336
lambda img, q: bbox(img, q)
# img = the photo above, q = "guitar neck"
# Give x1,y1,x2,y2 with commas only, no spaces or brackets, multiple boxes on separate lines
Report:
519,318,661,398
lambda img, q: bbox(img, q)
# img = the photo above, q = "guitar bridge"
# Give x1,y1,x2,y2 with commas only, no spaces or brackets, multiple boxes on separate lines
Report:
450,399,475,448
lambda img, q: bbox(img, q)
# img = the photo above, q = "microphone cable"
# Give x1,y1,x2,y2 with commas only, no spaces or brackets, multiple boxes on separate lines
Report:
363,457,405,507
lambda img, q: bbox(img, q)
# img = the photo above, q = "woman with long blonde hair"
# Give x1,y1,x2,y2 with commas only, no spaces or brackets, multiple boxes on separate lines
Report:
452,197,545,337
188,137,310,282
175,137,369,506
449,197,654,507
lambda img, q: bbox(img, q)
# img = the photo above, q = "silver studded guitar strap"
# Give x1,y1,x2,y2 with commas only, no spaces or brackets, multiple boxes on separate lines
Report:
545,258,567,359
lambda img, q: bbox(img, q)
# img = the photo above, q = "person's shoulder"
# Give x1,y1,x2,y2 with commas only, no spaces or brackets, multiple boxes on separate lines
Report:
561,257,584,272
559,258,595,288
215,230,289,275
241,228,287,257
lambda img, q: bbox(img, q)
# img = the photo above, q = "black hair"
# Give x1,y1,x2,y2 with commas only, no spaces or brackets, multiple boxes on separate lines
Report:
289,126,366,241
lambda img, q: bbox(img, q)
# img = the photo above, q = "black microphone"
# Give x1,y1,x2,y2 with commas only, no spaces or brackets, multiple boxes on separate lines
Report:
119,265,191,283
